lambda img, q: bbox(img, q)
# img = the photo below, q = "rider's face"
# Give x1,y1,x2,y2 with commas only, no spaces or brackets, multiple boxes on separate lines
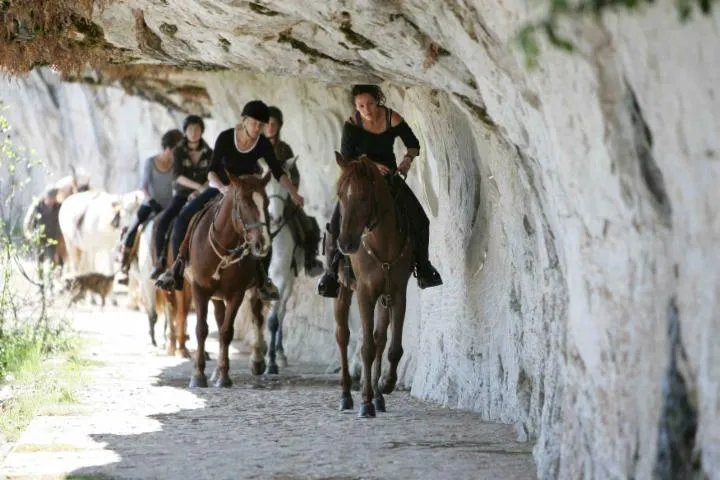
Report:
185,124,203,143
265,118,280,139
244,117,265,139
354,93,379,122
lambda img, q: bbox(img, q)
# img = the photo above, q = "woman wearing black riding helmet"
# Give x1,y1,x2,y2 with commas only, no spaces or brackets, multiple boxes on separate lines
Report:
155,100,305,299
150,114,213,279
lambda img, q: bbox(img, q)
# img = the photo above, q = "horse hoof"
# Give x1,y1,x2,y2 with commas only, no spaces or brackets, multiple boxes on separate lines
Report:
251,361,266,376
339,394,354,412
178,348,191,359
277,352,288,367
265,363,279,375
372,396,386,413
379,376,397,394
358,403,376,418
214,376,232,388
189,374,208,388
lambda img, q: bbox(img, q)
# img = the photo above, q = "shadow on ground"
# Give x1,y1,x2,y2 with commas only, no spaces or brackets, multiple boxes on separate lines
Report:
64,349,534,480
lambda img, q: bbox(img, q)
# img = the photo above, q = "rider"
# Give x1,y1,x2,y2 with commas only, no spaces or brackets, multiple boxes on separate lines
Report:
154,100,305,300
118,128,183,285
265,106,323,276
150,115,213,279
317,84,443,297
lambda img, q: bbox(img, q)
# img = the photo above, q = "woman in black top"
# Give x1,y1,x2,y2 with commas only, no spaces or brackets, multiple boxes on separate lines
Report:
317,85,442,297
155,100,305,299
150,115,213,278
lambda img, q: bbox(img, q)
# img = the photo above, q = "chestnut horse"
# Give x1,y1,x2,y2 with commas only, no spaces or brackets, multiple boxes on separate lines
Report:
183,171,272,388
333,152,414,418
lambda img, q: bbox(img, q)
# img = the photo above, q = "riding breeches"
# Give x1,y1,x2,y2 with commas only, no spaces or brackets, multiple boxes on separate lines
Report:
123,198,163,249
153,194,188,260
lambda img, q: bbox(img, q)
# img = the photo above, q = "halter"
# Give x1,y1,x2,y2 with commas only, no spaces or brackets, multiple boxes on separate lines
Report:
267,193,301,240
207,185,267,280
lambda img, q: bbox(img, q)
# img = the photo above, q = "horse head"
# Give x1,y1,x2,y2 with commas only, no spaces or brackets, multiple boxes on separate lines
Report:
334,151,383,255
226,169,272,259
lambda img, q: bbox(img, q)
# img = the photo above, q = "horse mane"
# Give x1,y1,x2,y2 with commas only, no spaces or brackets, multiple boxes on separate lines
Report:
336,155,381,198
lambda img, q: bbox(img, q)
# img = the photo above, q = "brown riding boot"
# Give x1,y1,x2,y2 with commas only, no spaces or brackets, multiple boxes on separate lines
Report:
317,226,340,297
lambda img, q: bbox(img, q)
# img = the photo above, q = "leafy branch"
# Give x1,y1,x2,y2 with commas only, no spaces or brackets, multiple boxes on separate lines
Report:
517,0,716,69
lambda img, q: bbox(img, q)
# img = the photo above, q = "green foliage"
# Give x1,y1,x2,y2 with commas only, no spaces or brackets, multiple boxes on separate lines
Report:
0,100,71,382
517,0,717,69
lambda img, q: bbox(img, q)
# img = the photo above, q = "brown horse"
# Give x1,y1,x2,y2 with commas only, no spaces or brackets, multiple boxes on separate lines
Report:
333,152,415,418
152,219,193,357
184,171,272,388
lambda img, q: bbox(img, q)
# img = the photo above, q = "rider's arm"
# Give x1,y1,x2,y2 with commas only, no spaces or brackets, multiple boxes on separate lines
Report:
206,132,230,192
139,156,153,199
172,147,204,191
392,111,420,161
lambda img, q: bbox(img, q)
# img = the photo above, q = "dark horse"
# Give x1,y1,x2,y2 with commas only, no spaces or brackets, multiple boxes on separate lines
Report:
183,171,273,388
333,152,415,418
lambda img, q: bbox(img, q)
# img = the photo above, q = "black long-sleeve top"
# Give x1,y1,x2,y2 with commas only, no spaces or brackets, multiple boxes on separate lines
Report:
172,138,213,196
208,128,285,184
340,108,421,170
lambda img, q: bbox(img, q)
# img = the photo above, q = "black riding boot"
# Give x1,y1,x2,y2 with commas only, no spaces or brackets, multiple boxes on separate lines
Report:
155,256,184,292
413,224,443,289
304,237,324,278
257,261,280,301
317,225,340,297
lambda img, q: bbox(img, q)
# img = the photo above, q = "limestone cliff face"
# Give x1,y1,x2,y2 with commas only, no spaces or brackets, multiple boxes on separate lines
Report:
1,1,718,478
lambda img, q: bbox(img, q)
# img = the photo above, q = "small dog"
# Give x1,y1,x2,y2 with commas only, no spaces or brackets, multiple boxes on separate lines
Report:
64,273,116,308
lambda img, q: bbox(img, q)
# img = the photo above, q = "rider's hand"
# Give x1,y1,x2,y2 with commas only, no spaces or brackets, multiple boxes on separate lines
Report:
291,191,305,208
397,155,413,176
219,185,229,196
374,162,391,176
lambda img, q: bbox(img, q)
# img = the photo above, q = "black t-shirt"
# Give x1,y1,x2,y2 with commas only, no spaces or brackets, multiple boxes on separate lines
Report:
172,138,213,196
208,128,285,184
340,108,421,170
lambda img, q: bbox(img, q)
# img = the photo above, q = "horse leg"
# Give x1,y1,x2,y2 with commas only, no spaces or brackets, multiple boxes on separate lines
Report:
380,290,407,395
372,302,391,413
208,299,225,384
174,286,191,358
148,311,158,347
356,287,378,418
249,291,267,376
209,298,233,387
189,283,210,388
275,274,294,367
334,285,354,411
266,305,280,375
165,300,176,356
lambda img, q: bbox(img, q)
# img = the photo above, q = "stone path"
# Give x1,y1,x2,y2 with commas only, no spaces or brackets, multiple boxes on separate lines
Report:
1,301,536,480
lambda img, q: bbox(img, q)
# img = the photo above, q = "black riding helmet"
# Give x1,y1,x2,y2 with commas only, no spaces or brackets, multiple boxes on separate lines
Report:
242,100,270,123
267,106,283,126
182,115,205,133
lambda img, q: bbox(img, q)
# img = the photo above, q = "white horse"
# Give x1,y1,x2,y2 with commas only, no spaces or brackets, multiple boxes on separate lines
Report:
59,189,143,278
264,156,308,373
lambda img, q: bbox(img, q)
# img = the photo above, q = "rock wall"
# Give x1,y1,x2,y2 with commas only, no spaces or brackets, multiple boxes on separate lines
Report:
1,1,718,478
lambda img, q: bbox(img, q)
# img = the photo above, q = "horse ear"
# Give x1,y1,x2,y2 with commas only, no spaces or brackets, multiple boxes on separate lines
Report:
335,151,348,169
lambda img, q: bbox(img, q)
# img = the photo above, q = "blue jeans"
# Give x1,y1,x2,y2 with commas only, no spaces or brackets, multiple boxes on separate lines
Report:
170,188,219,258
